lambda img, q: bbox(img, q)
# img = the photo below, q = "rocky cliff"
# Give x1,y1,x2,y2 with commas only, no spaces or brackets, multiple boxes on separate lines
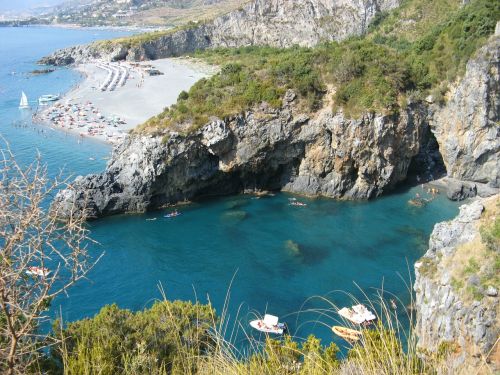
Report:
40,0,400,65
414,196,499,372
429,31,499,190
52,29,500,218
53,92,427,218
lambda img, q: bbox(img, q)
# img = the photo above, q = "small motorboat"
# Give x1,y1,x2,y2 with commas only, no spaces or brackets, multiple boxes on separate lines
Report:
338,304,376,325
146,218,157,221
332,326,362,342
26,266,51,277
164,211,181,218
38,94,60,105
250,314,286,335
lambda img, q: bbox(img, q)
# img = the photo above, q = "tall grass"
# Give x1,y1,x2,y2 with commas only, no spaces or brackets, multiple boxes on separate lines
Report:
47,273,493,375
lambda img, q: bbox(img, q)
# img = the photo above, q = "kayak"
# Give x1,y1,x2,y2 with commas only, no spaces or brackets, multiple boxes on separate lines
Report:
164,212,181,218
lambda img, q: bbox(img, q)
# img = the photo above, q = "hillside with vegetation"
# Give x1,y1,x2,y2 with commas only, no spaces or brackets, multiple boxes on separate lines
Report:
21,0,250,27
137,0,499,134
4,0,498,373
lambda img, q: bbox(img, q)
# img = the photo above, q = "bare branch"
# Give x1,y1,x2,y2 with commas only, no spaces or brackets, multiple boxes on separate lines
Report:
0,140,100,374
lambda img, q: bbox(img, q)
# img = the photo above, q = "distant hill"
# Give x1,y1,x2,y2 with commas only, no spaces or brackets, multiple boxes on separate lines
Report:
26,0,250,27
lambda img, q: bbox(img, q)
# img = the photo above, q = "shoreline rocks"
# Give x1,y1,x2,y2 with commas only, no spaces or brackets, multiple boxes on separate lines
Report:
53,95,428,219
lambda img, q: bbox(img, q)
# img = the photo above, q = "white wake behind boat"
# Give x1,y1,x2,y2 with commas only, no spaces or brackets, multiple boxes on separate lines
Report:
250,314,286,334
19,91,30,109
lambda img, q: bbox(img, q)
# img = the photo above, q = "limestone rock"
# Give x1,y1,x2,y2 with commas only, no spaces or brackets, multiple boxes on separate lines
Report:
486,286,498,297
40,0,401,65
53,101,427,218
414,196,500,372
446,179,477,201
429,34,499,188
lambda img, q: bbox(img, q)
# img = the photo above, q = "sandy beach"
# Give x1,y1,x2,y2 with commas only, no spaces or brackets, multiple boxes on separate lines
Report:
34,58,216,143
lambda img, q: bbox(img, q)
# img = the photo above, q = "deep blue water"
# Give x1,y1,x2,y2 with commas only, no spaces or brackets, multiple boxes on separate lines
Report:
1,27,459,350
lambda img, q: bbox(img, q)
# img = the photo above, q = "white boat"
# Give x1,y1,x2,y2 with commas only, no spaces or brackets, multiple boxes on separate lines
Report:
338,304,376,325
26,266,51,277
250,314,286,334
38,94,60,105
19,91,30,109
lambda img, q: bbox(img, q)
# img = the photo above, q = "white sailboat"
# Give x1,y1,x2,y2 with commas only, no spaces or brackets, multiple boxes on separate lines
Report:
19,91,30,109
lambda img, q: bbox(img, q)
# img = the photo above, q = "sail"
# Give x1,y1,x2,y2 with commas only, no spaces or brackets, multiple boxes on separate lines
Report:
19,91,29,108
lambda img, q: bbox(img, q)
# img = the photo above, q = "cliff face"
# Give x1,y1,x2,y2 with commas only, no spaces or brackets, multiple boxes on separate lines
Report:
54,92,426,218
40,0,400,65
207,0,400,48
430,32,499,189
414,196,499,371
414,195,500,373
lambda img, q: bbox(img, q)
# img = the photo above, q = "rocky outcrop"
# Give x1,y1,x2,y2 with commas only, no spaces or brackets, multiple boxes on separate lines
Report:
429,31,499,189
414,196,500,371
40,0,400,65
53,92,427,218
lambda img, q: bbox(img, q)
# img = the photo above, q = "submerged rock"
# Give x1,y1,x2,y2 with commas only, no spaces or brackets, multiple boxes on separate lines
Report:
30,68,55,75
284,240,301,256
222,210,248,222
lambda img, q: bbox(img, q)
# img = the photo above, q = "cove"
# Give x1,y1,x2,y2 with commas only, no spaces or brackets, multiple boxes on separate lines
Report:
1,27,459,348
55,187,458,347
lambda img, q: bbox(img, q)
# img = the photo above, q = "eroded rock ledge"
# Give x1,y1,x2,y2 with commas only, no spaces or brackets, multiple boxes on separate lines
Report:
54,94,427,218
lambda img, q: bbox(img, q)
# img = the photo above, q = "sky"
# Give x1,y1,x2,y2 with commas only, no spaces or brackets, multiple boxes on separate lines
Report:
0,0,66,12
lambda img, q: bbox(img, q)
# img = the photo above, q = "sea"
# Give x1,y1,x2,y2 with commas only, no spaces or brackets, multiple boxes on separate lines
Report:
0,26,459,351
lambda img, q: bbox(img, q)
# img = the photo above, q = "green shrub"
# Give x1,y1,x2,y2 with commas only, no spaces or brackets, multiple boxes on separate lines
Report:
463,258,480,275
480,215,500,252
418,257,437,277
178,90,189,101
52,301,216,374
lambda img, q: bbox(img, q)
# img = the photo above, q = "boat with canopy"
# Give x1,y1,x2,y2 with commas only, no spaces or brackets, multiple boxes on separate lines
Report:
338,304,376,325
250,314,286,334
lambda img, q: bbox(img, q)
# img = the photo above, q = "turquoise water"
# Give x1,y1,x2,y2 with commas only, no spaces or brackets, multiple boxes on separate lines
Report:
1,27,459,349
0,26,131,173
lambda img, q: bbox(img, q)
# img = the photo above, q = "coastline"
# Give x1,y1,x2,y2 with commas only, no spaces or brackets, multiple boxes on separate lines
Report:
33,57,216,144
6,23,168,33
